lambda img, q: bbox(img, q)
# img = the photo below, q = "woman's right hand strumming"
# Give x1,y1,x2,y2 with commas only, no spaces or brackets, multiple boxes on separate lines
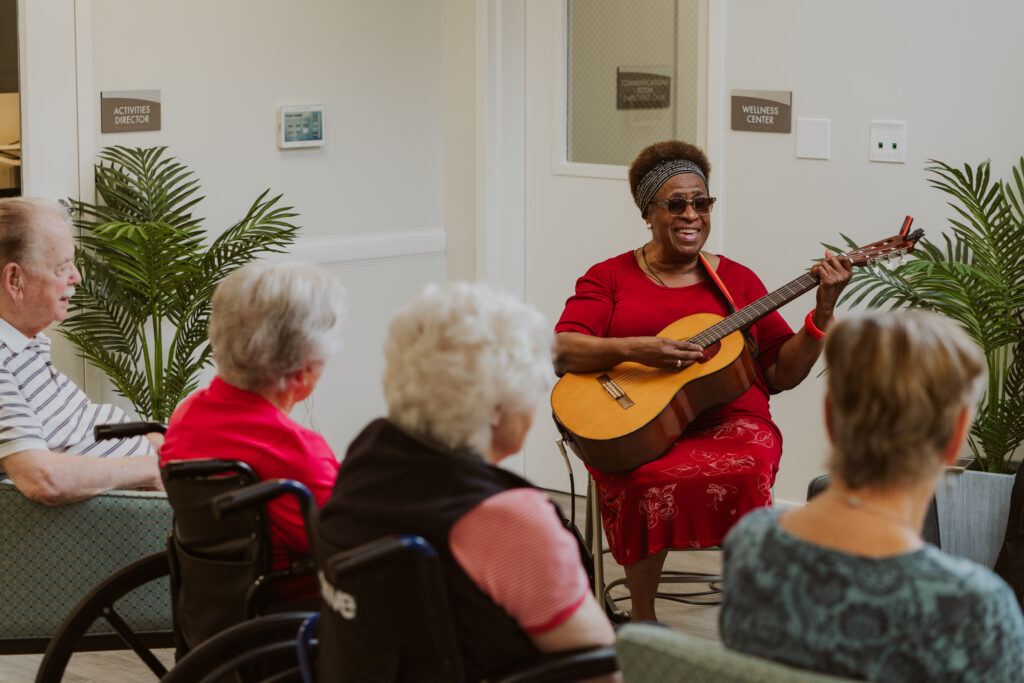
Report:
553,331,703,375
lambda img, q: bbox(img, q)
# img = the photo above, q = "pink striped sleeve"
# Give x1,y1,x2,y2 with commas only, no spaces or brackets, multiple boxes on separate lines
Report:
448,488,589,635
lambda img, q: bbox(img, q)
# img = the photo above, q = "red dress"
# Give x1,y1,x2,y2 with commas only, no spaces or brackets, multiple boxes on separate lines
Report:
555,252,793,565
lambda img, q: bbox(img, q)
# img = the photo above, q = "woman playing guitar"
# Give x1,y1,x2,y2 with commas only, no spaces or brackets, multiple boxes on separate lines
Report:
553,140,852,622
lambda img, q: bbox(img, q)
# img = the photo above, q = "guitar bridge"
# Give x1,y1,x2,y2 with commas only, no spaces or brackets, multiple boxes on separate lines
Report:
597,374,634,409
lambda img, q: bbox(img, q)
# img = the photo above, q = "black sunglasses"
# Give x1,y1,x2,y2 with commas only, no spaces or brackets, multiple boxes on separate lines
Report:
649,195,717,215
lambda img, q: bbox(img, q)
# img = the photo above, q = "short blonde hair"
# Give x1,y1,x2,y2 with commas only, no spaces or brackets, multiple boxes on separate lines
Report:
209,261,345,392
825,310,986,489
382,281,553,455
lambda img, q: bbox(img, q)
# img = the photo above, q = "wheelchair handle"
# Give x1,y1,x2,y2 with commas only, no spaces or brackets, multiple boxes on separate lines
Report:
161,458,257,481
94,421,167,440
212,479,313,519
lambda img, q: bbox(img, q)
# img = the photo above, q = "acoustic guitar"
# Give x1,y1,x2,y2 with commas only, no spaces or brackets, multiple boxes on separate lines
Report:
551,226,925,473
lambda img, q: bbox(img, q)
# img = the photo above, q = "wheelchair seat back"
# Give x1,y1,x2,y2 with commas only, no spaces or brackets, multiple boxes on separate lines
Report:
316,534,464,683
162,458,270,652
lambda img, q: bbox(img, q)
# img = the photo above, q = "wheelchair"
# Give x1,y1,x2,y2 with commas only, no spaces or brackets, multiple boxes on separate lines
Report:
35,423,317,683
159,478,619,683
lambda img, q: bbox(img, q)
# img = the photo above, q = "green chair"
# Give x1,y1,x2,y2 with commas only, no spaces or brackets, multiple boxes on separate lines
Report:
0,482,173,654
615,623,857,683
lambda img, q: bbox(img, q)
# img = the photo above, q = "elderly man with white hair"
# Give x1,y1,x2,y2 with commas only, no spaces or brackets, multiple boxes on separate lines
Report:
0,197,162,505
319,282,615,681
161,260,345,601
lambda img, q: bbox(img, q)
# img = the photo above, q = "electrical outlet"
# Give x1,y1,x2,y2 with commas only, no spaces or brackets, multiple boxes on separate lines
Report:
870,120,907,163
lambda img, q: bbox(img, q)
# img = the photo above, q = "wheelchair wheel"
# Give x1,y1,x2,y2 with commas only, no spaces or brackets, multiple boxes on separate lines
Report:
160,611,315,683
35,551,173,683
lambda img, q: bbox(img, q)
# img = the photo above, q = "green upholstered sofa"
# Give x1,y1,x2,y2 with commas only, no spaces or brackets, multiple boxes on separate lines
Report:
616,623,856,683
0,481,173,653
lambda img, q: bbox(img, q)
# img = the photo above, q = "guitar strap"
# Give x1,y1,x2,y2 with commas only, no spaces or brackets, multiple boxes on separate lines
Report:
699,252,760,359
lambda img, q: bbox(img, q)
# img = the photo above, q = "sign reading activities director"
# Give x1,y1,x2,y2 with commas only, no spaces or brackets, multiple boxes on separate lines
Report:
101,90,161,133
731,90,791,133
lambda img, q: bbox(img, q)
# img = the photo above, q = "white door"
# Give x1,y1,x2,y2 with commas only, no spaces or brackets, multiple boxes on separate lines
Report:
17,0,90,385
508,0,720,490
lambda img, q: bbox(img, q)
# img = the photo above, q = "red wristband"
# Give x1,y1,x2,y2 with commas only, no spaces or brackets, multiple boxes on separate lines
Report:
804,310,827,340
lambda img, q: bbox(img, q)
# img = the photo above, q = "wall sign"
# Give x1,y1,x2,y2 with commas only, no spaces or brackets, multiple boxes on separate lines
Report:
616,66,671,110
731,89,791,133
101,90,161,133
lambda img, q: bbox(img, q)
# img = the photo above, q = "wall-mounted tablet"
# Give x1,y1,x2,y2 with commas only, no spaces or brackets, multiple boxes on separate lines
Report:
278,105,325,149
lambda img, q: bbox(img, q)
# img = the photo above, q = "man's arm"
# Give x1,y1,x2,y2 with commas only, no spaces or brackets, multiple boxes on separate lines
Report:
145,431,164,454
1,449,162,505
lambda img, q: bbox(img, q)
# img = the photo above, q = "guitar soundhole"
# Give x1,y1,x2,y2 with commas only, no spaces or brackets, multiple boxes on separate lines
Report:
700,341,721,363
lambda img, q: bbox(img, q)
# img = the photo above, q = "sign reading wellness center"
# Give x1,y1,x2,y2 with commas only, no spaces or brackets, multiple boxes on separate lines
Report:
730,90,791,133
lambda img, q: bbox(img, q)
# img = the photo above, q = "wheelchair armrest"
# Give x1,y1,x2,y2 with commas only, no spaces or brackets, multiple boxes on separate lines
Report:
94,421,167,440
212,479,313,519
493,645,618,683
162,458,258,482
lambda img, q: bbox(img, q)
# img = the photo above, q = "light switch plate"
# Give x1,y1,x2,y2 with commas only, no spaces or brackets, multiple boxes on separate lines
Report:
796,118,831,160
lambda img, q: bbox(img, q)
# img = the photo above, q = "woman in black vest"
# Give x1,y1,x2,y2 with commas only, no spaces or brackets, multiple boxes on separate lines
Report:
319,281,615,680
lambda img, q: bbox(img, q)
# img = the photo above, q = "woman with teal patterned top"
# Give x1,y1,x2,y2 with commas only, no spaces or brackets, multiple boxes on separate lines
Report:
720,310,1024,682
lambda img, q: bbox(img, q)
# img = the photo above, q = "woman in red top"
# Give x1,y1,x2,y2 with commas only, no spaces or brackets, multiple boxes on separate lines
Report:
554,140,852,621
162,261,345,601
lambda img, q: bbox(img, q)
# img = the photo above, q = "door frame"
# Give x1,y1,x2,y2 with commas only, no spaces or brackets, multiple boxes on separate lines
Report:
476,0,727,293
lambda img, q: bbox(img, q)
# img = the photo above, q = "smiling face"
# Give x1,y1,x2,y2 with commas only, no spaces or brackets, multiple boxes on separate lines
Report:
647,173,712,264
17,210,82,337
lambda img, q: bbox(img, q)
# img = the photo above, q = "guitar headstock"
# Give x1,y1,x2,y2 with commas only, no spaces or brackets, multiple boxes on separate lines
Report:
845,220,925,268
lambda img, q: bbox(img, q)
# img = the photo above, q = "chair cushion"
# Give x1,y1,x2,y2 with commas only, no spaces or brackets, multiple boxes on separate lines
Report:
615,623,856,683
0,482,173,640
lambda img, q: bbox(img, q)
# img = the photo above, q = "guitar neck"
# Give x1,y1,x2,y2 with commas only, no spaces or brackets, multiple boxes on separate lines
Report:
690,272,820,347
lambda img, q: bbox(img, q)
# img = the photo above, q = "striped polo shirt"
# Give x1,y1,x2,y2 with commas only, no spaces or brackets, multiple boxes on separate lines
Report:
0,317,151,478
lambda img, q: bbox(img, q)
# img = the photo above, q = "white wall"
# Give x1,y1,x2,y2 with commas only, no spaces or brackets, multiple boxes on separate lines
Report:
84,0,444,241
20,0,449,458
719,0,1024,502
81,0,448,454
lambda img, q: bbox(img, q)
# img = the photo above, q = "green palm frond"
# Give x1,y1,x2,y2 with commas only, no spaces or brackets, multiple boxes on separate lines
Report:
60,146,301,422
825,156,1024,473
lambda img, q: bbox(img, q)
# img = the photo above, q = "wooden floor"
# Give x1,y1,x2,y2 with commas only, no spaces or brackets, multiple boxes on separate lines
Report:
0,490,721,682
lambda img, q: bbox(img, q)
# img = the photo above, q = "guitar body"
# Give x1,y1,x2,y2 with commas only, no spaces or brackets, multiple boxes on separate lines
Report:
551,313,759,473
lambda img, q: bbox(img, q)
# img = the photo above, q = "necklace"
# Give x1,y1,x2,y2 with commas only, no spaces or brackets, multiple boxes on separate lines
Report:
831,491,916,530
639,245,669,287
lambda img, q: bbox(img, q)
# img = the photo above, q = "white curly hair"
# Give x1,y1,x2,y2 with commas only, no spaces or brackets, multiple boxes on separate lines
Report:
382,281,553,455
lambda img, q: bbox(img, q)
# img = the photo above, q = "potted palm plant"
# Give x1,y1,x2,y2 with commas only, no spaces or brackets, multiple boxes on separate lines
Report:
63,146,301,422
827,156,1024,568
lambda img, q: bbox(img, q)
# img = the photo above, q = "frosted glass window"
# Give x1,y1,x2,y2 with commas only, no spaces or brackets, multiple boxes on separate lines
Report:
567,0,701,166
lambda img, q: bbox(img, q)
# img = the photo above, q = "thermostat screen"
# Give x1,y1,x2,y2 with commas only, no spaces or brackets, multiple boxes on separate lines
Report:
283,110,323,143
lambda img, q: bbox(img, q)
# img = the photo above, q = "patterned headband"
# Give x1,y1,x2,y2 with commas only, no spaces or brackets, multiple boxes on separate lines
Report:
634,159,708,214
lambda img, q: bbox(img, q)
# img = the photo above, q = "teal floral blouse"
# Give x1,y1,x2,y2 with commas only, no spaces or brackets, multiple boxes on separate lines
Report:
720,508,1024,682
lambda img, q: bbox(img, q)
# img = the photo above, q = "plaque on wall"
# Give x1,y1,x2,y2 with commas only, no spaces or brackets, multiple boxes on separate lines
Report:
616,66,671,110
101,90,161,133
731,90,792,133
